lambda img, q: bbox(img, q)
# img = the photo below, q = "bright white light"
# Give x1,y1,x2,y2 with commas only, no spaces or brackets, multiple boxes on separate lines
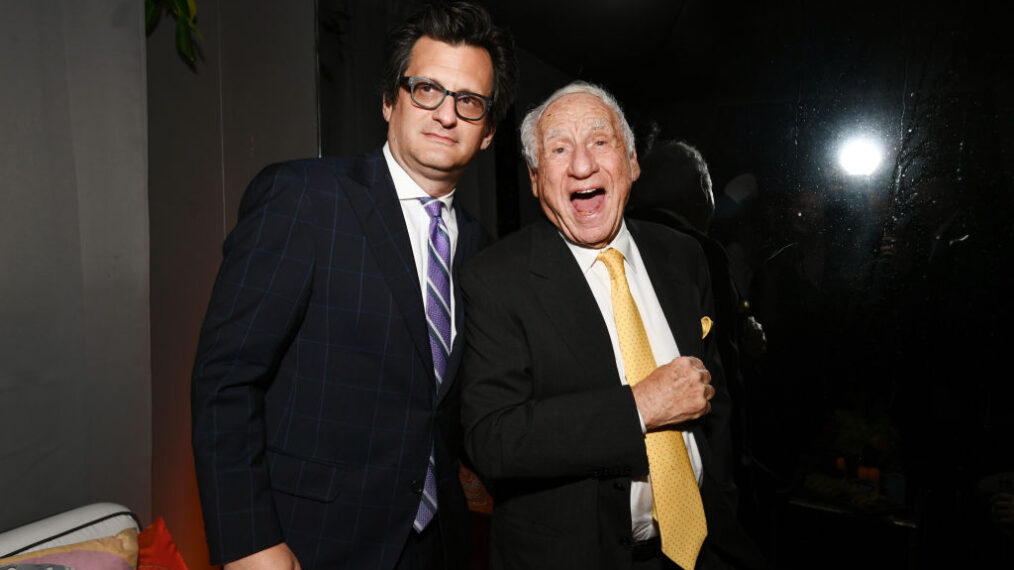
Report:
838,137,882,176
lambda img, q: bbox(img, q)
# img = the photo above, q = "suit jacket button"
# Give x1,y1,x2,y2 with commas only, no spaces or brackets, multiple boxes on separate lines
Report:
613,482,625,490
410,480,423,494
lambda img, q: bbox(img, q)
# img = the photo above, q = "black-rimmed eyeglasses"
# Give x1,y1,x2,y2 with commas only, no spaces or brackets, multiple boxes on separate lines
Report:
400,76,492,121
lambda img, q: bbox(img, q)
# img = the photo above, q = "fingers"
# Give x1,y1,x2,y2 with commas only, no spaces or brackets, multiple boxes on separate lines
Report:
685,356,712,386
635,356,715,428
678,355,705,369
669,356,710,379
704,383,715,401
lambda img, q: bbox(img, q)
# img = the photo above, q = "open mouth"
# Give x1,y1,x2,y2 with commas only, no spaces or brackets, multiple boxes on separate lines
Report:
571,187,605,216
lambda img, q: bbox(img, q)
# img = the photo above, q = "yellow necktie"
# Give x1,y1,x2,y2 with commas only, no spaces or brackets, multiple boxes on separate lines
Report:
597,247,707,569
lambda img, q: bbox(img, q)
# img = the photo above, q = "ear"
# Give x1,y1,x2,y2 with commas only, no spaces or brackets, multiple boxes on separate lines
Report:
528,166,539,198
629,148,641,182
382,98,393,123
479,124,496,150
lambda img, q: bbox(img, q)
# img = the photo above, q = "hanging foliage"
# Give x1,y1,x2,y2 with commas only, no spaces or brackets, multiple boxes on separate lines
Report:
145,0,203,69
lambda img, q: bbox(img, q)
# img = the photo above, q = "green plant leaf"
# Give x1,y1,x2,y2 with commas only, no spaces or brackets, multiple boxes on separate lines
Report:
176,17,196,63
171,0,192,22
145,0,162,35
149,0,202,69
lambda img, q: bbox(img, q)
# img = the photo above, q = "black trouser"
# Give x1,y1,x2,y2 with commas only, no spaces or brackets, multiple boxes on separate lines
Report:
630,538,736,570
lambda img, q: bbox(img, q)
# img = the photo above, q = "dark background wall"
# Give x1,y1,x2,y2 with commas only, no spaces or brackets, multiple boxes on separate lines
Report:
1,0,151,536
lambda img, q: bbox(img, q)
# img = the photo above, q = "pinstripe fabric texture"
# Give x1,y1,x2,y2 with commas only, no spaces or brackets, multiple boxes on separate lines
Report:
192,149,479,570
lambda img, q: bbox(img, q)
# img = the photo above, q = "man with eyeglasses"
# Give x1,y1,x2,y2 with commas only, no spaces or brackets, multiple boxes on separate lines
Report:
190,3,517,570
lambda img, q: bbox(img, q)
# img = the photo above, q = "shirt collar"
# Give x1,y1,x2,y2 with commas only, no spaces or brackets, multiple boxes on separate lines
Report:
561,220,641,277
383,142,455,210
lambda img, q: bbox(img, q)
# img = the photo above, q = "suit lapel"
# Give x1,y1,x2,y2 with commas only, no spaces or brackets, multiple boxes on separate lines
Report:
629,220,700,359
342,151,434,378
439,207,482,402
528,221,619,388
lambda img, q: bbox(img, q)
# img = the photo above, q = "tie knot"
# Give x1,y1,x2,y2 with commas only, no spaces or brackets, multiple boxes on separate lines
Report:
597,247,626,280
420,198,443,219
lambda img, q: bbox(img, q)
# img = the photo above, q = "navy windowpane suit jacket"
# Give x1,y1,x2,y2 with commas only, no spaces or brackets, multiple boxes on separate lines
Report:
191,148,481,570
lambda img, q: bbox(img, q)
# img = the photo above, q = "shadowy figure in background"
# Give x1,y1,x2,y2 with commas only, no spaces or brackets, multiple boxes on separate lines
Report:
711,172,768,302
627,139,770,550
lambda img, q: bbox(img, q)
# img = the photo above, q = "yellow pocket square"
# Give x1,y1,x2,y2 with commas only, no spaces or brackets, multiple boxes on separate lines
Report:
701,316,713,339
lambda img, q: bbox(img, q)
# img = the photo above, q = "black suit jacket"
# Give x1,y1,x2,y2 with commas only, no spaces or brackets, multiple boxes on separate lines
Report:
191,148,482,569
459,219,764,570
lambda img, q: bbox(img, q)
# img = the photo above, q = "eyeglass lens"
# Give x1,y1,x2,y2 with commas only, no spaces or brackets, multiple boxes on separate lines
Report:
409,80,487,120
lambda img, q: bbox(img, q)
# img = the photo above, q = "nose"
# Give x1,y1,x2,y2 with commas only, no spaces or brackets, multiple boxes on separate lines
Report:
431,95,458,128
569,144,598,178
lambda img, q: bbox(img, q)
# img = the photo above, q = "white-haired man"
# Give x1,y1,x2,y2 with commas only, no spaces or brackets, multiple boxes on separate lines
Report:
459,82,766,570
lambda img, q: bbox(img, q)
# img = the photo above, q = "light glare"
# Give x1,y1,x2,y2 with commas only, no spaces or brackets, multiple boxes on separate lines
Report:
839,137,882,176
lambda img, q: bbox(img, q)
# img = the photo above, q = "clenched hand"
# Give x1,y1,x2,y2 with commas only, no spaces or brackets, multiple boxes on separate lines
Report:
631,356,714,430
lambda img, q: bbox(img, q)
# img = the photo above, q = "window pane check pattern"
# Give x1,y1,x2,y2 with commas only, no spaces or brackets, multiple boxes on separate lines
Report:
413,197,452,531
597,247,707,569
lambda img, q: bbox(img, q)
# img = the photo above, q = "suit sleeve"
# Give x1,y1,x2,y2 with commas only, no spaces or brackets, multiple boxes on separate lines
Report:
459,261,649,482
190,163,316,564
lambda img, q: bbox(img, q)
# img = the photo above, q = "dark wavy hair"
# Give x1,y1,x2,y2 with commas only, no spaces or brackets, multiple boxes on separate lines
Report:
381,2,519,133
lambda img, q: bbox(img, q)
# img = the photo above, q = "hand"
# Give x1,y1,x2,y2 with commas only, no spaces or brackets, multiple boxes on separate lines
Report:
224,543,301,570
631,356,714,430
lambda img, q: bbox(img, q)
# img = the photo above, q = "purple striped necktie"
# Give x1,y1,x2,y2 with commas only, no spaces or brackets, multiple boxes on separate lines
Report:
413,197,451,531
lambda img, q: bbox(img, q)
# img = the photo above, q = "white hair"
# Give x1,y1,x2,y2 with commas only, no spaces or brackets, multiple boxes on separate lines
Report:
519,81,636,171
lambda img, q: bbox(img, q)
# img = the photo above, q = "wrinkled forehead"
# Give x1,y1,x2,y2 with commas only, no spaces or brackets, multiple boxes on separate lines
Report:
537,94,620,143
543,119,613,141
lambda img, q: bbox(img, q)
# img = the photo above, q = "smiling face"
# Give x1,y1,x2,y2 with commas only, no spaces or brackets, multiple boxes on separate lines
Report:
383,36,495,196
529,93,640,249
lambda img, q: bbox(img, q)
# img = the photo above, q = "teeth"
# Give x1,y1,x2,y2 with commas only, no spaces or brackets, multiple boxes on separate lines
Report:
574,188,601,195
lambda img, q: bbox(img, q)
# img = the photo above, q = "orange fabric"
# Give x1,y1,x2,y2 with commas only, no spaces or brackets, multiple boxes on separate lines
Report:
137,517,188,570
460,464,494,514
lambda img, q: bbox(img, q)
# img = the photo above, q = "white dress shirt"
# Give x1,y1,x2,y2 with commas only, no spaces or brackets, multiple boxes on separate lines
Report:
383,143,459,343
562,221,704,541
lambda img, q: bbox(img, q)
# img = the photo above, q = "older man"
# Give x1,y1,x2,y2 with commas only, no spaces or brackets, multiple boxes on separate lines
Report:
191,3,517,570
459,82,764,569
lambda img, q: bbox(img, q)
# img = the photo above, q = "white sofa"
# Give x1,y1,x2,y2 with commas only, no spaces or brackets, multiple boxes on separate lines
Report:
0,502,139,563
